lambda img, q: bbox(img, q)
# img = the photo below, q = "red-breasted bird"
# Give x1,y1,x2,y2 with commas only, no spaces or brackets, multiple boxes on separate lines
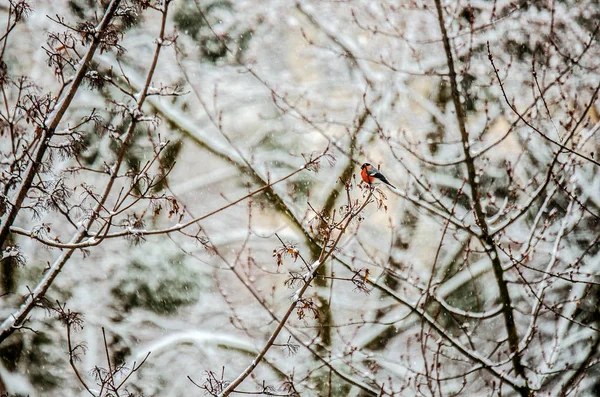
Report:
361,163,396,189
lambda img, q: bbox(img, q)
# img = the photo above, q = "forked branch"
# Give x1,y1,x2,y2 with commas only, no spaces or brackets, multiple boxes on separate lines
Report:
216,190,374,396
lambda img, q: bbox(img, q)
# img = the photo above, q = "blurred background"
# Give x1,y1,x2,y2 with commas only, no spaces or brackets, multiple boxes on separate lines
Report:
1,0,600,395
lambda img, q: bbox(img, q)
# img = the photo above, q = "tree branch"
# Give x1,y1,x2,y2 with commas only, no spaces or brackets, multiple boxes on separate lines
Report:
433,1,530,395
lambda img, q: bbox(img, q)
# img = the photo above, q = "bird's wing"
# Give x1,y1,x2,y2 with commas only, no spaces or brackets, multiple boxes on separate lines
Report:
366,167,396,188
374,171,396,189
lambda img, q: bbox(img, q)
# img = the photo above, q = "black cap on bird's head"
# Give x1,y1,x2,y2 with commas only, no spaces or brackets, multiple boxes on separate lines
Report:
361,163,371,170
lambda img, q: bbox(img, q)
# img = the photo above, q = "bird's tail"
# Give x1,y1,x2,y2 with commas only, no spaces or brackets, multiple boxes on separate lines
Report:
380,175,397,190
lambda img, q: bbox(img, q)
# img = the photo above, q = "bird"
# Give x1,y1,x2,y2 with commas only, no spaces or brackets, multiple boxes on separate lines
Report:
360,163,396,189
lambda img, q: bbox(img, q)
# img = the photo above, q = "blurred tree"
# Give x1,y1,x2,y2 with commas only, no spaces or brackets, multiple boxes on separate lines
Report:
0,0,599,396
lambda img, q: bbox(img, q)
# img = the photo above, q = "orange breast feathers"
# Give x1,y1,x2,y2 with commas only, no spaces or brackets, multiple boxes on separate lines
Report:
361,167,375,184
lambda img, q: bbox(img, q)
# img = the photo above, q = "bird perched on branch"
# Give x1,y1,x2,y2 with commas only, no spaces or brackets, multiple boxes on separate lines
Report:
361,163,396,189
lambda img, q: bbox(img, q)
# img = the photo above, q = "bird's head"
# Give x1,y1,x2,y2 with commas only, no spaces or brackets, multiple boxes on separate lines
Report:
361,163,371,170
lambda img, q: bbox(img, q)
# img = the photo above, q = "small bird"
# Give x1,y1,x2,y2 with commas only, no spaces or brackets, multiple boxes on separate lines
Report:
361,163,396,189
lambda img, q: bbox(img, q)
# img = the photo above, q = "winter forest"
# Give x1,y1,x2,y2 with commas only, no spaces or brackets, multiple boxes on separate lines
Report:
1,0,599,396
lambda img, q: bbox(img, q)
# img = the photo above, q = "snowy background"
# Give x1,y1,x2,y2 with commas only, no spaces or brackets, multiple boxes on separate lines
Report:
1,0,600,396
